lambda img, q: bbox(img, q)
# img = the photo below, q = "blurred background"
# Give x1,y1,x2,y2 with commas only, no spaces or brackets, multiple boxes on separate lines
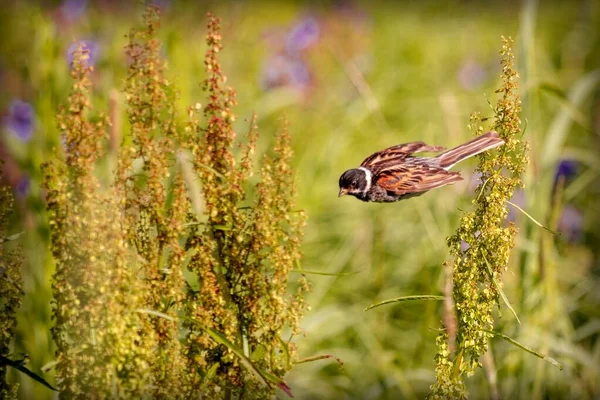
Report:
1,0,599,398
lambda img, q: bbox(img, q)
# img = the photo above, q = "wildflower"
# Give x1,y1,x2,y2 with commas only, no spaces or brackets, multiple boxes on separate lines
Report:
14,175,30,198
151,0,171,12
553,159,577,191
286,17,320,55
59,0,88,23
458,59,488,91
260,16,320,93
261,55,311,91
3,99,34,142
66,40,99,67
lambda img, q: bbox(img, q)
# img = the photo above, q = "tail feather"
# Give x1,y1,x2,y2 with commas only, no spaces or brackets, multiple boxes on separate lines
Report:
435,131,504,170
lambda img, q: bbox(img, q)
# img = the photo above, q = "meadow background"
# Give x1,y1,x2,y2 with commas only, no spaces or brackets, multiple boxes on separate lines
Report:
1,0,599,398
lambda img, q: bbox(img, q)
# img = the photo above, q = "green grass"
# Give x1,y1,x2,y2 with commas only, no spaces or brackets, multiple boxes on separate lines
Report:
1,1,599,398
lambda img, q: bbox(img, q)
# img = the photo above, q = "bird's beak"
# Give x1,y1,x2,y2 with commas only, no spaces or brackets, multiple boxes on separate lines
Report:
338,188,348,197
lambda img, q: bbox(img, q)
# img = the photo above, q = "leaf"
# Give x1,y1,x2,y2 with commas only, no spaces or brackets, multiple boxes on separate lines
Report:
258,368,294,398
1,231,25,243
481,251,521,324
364,295,444,311
482,329,563,370
295,354,344,367
198,323,271,390
199,363,219,392
0,355,57,391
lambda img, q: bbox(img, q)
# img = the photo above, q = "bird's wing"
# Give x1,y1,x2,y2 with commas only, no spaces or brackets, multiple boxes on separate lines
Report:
374,162,463,197
360,142,446,174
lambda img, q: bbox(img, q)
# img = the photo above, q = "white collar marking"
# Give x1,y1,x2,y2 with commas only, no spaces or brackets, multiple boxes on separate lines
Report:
358,167,372,194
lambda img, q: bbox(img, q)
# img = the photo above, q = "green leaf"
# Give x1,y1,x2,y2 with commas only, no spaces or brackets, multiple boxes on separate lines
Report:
481,251,521,324
199,363,219,392
364,295,444,311
198,323,271,390
0,355,57,391
482,329,563,370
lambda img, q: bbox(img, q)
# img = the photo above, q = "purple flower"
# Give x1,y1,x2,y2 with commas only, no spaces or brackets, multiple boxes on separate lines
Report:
458,59,487,91
15,176,30,198
261,55,312,91
60,0,88,22
67,40,100,67
558,205,583,243
286,17,320,55
152,0,171,12
553,159,578,190
3,99,34,142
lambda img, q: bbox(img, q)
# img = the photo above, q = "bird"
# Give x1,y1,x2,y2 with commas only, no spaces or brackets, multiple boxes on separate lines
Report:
338,131,504,202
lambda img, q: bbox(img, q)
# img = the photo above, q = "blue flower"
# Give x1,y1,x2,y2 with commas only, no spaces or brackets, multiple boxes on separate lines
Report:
458,59,487,91
67,40,100,67
3,99,34,142
261,55,311,91
15,175,30,199
553,159,578,190
286,17,320,56
60,0,88,22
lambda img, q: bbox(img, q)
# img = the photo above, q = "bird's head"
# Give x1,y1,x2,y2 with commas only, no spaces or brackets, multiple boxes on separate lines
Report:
338,168,370,198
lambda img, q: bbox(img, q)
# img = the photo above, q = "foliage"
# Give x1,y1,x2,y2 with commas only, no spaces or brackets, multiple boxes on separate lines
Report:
39,7,306,399
0,161,23,399
429,36,529,399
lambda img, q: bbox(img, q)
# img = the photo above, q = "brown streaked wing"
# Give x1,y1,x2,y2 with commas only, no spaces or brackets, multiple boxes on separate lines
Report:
374,163,463,196
361,142,446,172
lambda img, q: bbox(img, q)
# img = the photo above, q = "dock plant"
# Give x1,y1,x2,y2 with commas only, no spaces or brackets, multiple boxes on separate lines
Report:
428,37,539,398
41,6,307,399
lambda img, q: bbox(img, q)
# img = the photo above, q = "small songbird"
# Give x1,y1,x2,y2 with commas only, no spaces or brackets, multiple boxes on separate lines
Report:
338,131,504,202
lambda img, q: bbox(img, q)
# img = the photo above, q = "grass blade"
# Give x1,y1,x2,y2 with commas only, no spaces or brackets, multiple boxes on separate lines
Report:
0,355,57,391
482,329,563,370
506,200,557,234
364,295,444,311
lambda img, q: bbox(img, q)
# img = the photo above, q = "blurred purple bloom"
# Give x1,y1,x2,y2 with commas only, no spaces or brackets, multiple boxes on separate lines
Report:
558,205,583,243
3,99,34,142
458,59,487,91
262,55,311,91
15,176,30,198
67,40,100,67
152,0,171,12
286,17,320,55
553,159,578,190
60,0,88,22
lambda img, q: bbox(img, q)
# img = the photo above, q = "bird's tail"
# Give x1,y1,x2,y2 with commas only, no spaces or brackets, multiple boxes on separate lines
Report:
434,131,504,170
